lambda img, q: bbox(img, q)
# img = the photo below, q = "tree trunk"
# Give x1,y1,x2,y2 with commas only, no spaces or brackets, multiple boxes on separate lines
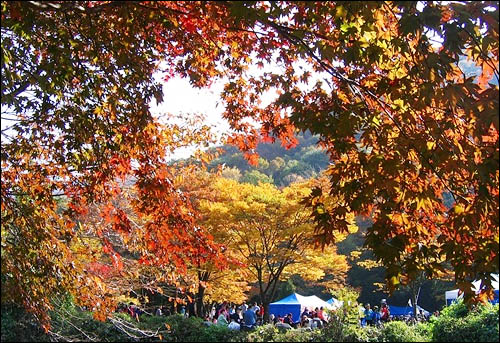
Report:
196,284,206,318
188,294,197,317
263,301,270,323
174,288,178,314
411,287,418,319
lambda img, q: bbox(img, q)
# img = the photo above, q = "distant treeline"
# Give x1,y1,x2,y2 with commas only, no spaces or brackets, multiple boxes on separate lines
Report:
207,131,329,187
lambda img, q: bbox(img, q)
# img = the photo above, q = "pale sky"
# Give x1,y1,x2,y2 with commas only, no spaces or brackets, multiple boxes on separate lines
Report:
151,75,230,160
152,76,230,134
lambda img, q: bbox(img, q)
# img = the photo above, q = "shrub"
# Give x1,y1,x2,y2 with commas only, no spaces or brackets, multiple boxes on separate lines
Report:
318,287,384,342
5,296,498,342
430,301,499,342
414,322,432,341
199,324,244,342
1,304,49,342
380,321,430,342
163,314,205,342
341,324,382,342
160,315,249,342
49,304,132,342
245,324,279,342
274,328,319,342
314,318,344,342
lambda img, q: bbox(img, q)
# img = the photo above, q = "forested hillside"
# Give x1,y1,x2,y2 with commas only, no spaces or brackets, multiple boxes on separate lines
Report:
207,132,329,187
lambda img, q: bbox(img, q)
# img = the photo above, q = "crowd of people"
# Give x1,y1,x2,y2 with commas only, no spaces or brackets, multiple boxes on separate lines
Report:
203,301,264,331
361,299,390,327
116,297,435,329
360,299,432,327
116,302,148,322
198,301,332,331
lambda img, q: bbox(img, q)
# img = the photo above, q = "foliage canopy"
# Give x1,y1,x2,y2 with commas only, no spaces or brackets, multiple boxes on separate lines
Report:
1,0,498,328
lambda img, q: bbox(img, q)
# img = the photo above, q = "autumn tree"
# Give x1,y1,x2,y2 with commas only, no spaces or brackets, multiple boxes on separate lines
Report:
69,180,216,316
1,0,225,326
172,168,249,317
210,1,498,301
352,243,454,317
167,1,499,301
200,177,353,321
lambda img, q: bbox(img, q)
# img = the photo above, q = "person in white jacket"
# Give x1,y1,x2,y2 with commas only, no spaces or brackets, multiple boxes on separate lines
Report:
228,318,240,331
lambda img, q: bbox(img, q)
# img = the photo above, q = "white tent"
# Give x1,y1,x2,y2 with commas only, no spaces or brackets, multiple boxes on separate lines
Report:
326,297,344,310
445,274,499,306
302,295,334,311
445,289,460,306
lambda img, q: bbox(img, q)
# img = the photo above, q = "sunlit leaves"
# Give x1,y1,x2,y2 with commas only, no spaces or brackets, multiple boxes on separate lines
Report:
1,0,222,329
1,0,498,327
199,176,350,312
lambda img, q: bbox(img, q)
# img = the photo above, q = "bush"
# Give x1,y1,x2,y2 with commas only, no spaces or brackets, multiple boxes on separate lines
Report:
316,288,384,342
4,296,498,342
199,324,245,342
430,301,499,342
1,304,49,342
48,301,132,342
315,317,343,341
162,314,206,342
341,324,382,342
380,321,430,342
274,328,320,342
245,324,279,342
162,315,250,342
414,322,433,341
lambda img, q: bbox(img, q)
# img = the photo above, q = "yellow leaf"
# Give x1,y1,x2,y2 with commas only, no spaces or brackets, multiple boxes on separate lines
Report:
395,67,406,79
393,98,405,109
416,197,423,211
390,276,400,286
335,5,347,18
426,141,435,150
362,31,376,42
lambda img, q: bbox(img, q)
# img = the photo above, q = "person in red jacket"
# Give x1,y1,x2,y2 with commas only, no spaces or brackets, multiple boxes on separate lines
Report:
318,306,328,324
380,301,390,322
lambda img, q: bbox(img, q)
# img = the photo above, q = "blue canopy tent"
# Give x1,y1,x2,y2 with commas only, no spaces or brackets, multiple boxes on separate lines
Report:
269,293,332,323
268,293,303,323
388,305,411,316
388,305,429,317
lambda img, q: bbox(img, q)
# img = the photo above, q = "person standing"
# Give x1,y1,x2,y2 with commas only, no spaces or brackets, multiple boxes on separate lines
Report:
243,305,257,329
364,303,373,326
318,306,327,324
381,302,390,322
372,306,381,326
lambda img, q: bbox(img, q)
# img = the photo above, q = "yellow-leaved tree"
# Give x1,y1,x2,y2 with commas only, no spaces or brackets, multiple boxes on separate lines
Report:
173,168,249,317
200,177,355,321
